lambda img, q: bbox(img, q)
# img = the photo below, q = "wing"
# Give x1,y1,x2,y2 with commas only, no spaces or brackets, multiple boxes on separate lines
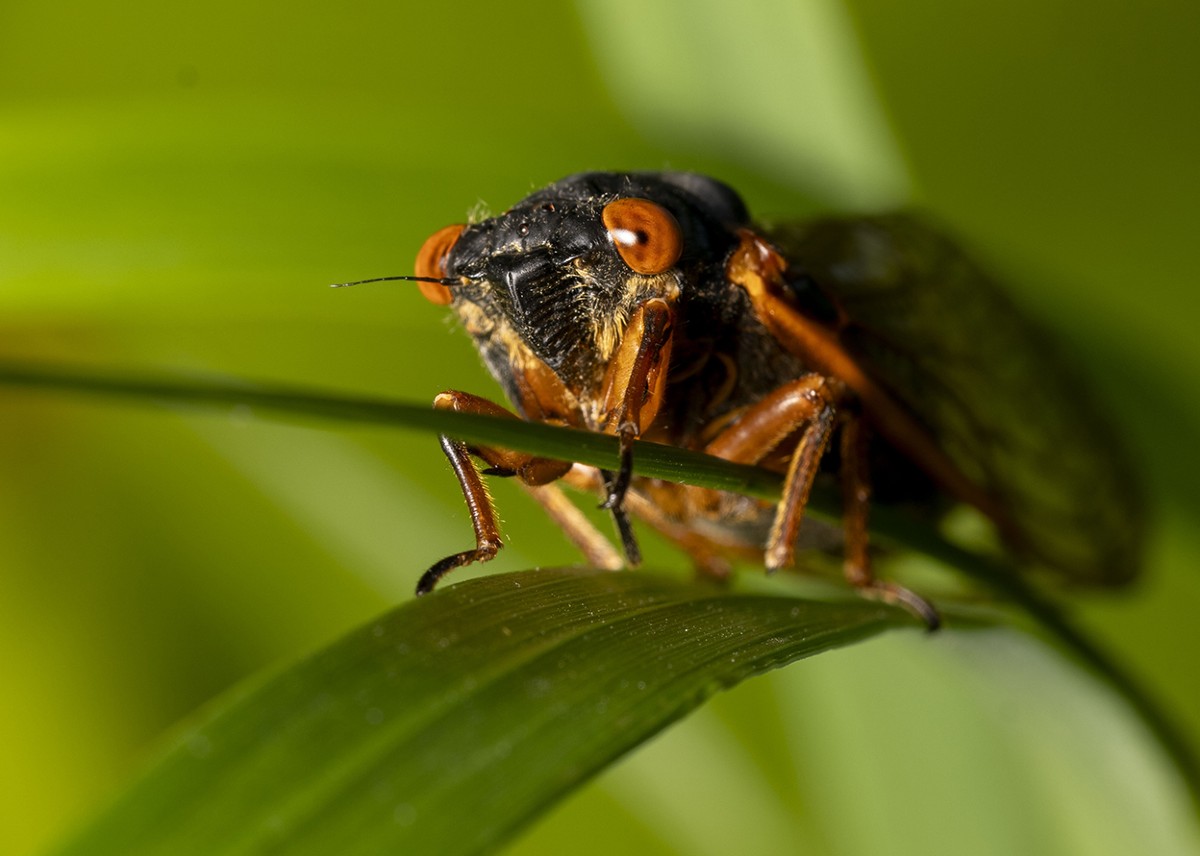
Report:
767,214,1144,585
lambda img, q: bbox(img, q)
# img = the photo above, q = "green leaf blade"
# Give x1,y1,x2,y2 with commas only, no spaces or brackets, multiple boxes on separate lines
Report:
56,569,909,856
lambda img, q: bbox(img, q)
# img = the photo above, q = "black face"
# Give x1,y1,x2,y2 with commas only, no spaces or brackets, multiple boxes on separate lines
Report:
441,172,749,383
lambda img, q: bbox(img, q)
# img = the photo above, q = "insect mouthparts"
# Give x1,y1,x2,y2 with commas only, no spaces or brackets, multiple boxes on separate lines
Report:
329,275,459,289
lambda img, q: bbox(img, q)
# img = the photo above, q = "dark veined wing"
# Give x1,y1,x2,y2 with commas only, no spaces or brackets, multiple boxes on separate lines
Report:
767,214,1144,585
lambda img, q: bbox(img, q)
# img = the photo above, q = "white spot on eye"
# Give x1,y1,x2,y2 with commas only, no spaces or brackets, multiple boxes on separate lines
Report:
608,227,644,248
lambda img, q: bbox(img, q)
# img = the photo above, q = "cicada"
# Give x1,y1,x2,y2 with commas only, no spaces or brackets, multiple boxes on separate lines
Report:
347,172,1143,626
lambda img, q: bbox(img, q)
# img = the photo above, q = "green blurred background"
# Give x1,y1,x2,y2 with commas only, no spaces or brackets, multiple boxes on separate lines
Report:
2,1,1199,853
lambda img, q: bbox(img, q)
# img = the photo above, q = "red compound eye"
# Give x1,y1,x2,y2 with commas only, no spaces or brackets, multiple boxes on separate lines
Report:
602,198,682,275
414,224,465,305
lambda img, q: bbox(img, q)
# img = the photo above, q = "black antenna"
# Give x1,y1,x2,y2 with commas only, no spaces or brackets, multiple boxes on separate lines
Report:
330,275,458,289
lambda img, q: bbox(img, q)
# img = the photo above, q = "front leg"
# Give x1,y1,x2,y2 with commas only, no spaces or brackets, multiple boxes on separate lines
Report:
416,390,575,595
596,298,676,564
416,430,506,595
598,298,675,509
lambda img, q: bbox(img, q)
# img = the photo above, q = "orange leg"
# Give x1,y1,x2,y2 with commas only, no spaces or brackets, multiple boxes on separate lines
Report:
840,414,871,586
703,375,841,571
598,298,675,511
839,418,940,628
702,377,939,628
416,390,575,595
594,297,676,566
521,481,624,571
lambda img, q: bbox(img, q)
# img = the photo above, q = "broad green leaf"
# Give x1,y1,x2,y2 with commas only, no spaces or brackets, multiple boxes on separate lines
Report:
54,568,911,855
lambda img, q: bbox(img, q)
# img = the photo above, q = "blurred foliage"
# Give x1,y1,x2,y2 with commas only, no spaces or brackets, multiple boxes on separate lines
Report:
1,0,1199,854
